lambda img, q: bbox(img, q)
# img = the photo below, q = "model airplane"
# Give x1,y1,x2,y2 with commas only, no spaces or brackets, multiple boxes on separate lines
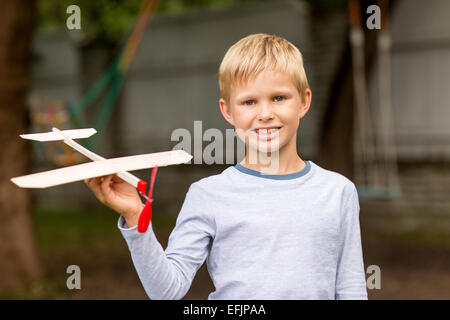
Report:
11,127,192,233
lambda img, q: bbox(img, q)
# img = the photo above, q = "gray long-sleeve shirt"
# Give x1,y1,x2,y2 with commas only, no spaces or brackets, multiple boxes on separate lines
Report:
118,160,368,300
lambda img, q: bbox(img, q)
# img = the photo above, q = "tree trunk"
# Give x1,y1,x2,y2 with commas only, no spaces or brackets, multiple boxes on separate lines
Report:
0,0,42,291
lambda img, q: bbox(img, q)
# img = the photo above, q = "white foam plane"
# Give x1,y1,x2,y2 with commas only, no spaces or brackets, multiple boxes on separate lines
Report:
11,127,193,232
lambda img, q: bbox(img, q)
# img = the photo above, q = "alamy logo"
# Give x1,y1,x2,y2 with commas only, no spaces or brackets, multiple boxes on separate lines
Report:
66,5,81,30
366,265,381,289
66,265,81,290
171,120,281,172
366,5,381,30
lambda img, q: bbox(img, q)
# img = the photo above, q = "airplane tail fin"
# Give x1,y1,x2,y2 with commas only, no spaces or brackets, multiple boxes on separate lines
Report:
20,128,97,142
137,166,158,233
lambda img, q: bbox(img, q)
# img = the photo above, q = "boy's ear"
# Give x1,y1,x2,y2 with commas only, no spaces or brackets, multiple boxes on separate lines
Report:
219,98,235,126
300,89,312,119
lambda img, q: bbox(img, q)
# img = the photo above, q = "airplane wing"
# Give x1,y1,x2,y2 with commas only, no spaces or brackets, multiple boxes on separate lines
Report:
20,128,97,141
11,150,192,188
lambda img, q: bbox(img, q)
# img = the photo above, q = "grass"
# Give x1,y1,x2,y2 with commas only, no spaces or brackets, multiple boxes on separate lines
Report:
33,207,177,247
2,206,449,299
360,212,450,249
34,208,118,251
1,207,177,299
362,227,450,250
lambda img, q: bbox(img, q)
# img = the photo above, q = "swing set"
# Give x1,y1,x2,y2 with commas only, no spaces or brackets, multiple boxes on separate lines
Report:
349,0,401,199
30,0,161,166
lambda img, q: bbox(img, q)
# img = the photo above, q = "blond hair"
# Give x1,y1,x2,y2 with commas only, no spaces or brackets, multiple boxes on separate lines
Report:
219,33,310,103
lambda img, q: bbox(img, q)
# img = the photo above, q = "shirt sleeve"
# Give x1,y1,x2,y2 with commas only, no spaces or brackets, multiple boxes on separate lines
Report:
335,183,368,300
118,182,215,300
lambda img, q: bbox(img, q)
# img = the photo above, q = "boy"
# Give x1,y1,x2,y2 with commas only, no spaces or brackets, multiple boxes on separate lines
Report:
85,33,368,300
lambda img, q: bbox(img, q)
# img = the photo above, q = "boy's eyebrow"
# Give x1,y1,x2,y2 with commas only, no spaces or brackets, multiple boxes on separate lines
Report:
233,92,256,102
270,88,293,95
234,88,293,101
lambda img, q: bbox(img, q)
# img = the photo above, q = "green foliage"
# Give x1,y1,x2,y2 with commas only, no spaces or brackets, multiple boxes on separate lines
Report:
159,0,245,14
38,0,142,43
303,0,348,13
37,0,258,44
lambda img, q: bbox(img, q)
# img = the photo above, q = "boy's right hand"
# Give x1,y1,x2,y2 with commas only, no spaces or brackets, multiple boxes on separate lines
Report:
84,174,144,228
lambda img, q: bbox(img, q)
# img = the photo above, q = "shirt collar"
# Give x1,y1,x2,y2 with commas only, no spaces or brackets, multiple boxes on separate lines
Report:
234,160,311,180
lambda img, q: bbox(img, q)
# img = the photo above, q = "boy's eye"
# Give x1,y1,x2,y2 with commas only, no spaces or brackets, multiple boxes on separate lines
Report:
244,100,255,106
274,96,284,102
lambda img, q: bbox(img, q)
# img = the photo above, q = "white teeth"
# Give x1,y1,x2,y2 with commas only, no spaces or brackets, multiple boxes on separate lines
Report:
255,128,279,135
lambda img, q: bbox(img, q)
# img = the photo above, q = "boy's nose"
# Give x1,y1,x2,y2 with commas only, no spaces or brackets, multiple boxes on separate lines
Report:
257,103,275,121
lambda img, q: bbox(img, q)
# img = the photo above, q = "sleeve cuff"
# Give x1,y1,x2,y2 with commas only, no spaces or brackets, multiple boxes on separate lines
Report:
117,215,141,241
117,215,136,230
117,215,157,242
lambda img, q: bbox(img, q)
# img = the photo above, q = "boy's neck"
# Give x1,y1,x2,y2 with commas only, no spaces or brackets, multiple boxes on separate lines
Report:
240,148,306,175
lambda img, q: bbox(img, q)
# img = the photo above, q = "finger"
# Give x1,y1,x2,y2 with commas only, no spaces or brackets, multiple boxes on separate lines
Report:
101,174,114,200
88,177,106,203
90,176,103,189
84,177,93,188
86,177,100,186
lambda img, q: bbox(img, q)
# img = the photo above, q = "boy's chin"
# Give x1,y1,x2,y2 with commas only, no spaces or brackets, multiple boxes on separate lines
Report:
248,141,281,154
246,143,281,168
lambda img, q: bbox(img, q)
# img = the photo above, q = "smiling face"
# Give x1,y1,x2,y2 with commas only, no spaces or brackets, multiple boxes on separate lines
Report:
220,70,311,158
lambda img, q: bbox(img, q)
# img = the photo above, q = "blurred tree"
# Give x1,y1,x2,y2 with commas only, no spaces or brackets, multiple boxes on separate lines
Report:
0,0,43,291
